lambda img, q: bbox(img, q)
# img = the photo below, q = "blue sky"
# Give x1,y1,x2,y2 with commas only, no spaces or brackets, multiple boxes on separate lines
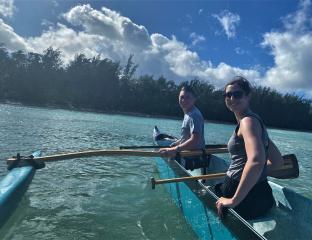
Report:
1,0,312,98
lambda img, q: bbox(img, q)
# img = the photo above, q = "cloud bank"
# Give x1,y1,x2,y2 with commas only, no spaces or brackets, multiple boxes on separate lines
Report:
0,1,311,97
261,0,312,96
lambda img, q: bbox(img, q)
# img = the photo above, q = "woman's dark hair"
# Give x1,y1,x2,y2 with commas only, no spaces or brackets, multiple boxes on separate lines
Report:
224,76,252,95
180,85,196,97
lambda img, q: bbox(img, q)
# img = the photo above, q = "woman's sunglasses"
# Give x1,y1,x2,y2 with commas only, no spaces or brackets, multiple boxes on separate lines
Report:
223,91,244,99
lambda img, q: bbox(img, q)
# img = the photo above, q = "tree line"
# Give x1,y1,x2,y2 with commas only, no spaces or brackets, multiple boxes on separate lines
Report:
0,45,311,131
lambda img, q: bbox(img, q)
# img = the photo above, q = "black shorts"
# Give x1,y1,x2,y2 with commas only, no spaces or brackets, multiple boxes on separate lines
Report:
181,156,207,170
215,176,275,220
175,154,210,171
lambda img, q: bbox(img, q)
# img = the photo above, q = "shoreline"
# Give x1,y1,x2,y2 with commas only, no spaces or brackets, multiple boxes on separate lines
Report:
1,100,311,133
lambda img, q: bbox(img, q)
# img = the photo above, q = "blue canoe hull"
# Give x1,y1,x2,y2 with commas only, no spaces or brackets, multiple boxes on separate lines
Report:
155,156,264,240
153,127,312,240
0,151,41,229
155,155,312,240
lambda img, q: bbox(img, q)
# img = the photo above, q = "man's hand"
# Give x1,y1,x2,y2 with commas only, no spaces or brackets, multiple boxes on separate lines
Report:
159,147,178,158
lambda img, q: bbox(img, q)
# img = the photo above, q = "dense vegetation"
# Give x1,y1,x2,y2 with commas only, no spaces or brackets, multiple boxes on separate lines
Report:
0,45,311,131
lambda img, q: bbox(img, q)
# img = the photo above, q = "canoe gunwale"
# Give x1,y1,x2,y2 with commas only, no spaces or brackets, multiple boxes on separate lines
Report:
159,156,267,240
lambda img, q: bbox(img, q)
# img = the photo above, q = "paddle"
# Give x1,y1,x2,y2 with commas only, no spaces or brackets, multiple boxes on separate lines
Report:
151,154,299,189
151,173,226,189
119,144,228,149
6,147,229,164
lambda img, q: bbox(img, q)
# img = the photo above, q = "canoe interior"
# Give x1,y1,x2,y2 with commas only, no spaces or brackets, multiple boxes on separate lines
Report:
153,126,311,239
250,181,312,239
200,154,312,239
156,154,312,240
155,156,265,240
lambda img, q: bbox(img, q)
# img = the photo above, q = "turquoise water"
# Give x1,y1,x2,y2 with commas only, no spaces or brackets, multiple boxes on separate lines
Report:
0,104,311,239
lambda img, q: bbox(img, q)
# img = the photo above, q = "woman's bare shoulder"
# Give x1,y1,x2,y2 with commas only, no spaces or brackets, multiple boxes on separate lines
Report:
240,116,262,134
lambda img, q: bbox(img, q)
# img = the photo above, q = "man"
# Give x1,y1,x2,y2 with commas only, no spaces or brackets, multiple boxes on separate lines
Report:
159,85,205,158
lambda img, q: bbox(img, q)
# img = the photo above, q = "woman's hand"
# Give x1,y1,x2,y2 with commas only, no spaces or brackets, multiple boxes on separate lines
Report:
215,197,238,218
159,147,178,158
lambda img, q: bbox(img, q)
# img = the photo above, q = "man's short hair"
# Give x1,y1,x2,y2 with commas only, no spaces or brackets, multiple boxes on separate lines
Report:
180,85,196,97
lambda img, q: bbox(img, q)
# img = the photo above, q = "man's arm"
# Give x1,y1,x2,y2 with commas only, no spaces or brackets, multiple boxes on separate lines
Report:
175,133,200,151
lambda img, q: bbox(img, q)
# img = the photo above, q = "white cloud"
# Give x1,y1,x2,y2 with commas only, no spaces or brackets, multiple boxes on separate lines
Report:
0,4,268,88
23,5,221,83
63,5,151,50
26,24,109,62
189,32,206,46
0,19,30,51
213,10,240,39
0,2,311,98
42,19,54,27
261,0,312,96
235,47,249,55
0,0,15,18
282,0,311,33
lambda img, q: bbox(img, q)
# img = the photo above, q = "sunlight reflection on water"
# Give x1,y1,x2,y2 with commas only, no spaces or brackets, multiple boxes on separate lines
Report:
0,103,311,239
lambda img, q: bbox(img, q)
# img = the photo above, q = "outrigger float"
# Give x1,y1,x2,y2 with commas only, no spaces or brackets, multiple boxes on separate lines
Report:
152,126,311,240
0,151,43,229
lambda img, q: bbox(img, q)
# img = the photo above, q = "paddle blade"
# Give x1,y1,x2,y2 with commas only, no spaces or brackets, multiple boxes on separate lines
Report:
269,154,299,179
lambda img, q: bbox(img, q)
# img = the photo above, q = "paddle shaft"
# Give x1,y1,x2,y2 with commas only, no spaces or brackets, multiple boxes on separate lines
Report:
151,172,226,189
151,154,299,188
120,144,227,149
6,148,228,163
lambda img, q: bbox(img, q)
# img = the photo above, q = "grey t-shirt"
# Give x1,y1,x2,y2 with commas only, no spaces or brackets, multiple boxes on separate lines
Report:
179,106,205,149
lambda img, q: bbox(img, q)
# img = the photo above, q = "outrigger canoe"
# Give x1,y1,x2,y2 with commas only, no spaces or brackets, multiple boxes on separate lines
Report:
153,126,311,240
0,151,42,229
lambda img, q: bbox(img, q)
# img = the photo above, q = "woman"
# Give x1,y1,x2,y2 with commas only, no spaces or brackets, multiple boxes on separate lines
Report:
215,76,276,220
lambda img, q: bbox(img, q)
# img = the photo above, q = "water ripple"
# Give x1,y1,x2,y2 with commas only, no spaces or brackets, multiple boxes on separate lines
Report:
0,103,311,239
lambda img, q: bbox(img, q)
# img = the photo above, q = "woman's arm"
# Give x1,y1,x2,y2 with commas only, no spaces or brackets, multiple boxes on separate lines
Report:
216,117,266,211
267,139,283,174
231,117,266,205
